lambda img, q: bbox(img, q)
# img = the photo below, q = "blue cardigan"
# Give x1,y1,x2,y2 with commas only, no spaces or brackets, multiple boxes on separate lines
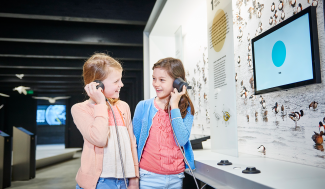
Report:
132,97,195,170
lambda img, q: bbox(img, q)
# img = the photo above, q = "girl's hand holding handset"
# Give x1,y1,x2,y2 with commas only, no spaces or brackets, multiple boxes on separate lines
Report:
169,85,186,109
84,82,106,105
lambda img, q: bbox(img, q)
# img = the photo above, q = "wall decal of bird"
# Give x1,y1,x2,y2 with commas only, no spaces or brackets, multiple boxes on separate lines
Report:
235,73,238,82
260,98,266,109
263,110,268,118
32,96,71,103
257,145,266,155
288,110,304,127
297,3,302,12
269,16,274,25
271,2,275,11
312,0,318,7
249,76,254,89
240,86,248,98
319,122,324,133
312,131,324,145
241,80,243,86
272,102,279,114
0,104,3,110
247,33,251,42
237,27,243,41
246,114,249,122
263,110,268,122
16,74,24,79
222,111,231,122
255,29,259,36
280,104,287,119
247,53,251,61
309,101,318,110
0,93,10,97
258,22,263,33
274,10,278,19
278,1,283,10
281,10,285,20
290,0,296,7
13,86,30,95
259,95,266,109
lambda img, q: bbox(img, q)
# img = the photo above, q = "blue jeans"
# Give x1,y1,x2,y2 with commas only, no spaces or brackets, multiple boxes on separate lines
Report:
139,168,185,189
76,177,129,189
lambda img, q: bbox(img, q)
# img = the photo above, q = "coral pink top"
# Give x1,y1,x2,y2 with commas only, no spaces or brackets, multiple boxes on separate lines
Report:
139,100,185,175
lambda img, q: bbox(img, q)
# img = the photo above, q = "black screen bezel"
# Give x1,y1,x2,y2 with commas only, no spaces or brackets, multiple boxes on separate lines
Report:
252,6,321,95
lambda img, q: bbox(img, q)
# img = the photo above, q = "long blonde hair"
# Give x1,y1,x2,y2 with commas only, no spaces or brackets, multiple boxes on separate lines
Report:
83,53,122,105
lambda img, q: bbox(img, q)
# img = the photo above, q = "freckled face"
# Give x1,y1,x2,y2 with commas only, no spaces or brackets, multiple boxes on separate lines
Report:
101,68,124,99
152,68,174,100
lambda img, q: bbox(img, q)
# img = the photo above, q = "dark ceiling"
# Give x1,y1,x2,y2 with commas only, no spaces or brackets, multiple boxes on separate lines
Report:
0,0,156,102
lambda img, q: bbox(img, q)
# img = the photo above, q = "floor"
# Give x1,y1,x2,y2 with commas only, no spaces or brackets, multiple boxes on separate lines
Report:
9,152,81,189
7,141,212,188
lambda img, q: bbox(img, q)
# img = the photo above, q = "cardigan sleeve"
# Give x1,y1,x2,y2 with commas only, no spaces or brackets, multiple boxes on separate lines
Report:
132,100,144,145
170,106,194,147
71,103,109,147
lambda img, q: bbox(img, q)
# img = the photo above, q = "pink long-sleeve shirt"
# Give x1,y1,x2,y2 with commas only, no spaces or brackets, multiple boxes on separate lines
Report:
71,100,139,189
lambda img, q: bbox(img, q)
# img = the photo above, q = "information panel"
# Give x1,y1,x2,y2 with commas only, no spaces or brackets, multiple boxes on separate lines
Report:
207,0,238,157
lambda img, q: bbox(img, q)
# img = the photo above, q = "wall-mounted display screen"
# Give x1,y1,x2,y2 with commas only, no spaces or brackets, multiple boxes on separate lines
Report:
252,6,320,95
36,105,66,125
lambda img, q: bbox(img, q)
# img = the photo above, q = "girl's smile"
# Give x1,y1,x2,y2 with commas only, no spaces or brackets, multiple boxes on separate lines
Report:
152,68,174,100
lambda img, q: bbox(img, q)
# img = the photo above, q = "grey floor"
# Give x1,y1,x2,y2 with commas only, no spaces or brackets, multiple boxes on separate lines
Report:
9,152,81,189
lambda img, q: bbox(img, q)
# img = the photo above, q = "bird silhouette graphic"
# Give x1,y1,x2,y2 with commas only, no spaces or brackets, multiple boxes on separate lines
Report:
288,110,304,128
15,74,24,79
312,131,324,145
0,93,10,97
13,86,30,95
272,102,279,114
32,96,71,103
257,145,266,155
309,101,318,110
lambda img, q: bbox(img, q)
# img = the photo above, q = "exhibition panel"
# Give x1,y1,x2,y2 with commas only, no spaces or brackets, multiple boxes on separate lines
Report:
12,127,36,181
207,0,238,157
0,131,11,189
145,0,325,188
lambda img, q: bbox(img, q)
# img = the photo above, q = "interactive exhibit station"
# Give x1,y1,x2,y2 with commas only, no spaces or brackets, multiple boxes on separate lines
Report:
144,0,325,188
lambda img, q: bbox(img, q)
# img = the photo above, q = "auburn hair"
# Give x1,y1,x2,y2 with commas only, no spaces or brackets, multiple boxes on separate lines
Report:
152,57,195,118
83,53,122,105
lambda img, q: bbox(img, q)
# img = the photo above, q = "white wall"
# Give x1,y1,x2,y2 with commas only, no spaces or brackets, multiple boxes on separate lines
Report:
148,36,175,98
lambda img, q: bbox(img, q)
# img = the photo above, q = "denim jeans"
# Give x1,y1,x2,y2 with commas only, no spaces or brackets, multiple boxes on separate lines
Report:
139,168,185,189
76,177,129,189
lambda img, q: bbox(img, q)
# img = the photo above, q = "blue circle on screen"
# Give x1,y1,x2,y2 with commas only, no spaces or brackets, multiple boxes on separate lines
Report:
272,41,286,67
